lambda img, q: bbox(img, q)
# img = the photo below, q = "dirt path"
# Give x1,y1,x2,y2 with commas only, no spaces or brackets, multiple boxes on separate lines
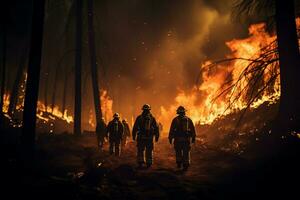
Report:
3,126,300,199
100,137,239,177
1,133,245,199
61,135,243,199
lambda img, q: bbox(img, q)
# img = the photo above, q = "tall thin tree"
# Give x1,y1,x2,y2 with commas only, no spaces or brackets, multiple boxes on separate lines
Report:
62,67,69,115
87,0,102,126
233,0,300,131
43,67,49,108
21,0,46,156
275,0,300,129
0,18,6,119
8,46,28,116
51,63,60,113
74,0,83,135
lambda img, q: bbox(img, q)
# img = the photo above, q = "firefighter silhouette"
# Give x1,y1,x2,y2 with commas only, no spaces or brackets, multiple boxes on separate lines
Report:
121,119,131,148
168,106,196,170
96,117,107,151
107,113,124,156
132,104,159,168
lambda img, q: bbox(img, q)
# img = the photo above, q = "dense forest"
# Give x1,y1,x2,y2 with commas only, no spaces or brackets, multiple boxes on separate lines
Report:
1,0,300,199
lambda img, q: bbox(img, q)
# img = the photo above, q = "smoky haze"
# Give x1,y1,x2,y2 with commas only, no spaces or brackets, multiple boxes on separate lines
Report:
5,0,252,131
96,0,248,125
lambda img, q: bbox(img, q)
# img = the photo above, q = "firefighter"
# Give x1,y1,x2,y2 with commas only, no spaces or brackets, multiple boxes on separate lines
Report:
107,113,124,156
96,117,107,151
132,104,159,168
168,106,196,170
121,119,131,148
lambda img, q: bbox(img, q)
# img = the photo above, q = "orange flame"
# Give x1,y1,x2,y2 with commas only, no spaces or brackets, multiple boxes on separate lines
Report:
3,89,113,130
88,109,95,128
100,90,113,123
158,20,289,130
36,101,73,123
2,93,10,113
3,19,300,133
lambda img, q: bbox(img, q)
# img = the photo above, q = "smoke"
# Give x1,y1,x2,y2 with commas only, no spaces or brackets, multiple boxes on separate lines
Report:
96,0,249,122
5,0,254,131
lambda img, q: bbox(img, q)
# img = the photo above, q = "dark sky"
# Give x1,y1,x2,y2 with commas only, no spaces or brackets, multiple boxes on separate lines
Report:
3,0,267,130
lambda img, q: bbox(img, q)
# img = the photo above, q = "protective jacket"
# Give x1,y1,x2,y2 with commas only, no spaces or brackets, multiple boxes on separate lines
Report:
132,113,159,141
107,119,124,141
169,115,196,142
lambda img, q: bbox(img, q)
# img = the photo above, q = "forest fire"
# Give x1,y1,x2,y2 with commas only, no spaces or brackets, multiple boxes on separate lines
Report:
2,92,73,124
158,21,283,128
100,90,113,123
87,91,113,129
2,19,299,133
2,89,113,131
2,1,300,199
36,101,73,123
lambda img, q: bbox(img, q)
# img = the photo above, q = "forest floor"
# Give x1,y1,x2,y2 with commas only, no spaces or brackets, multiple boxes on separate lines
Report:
1,127,300,200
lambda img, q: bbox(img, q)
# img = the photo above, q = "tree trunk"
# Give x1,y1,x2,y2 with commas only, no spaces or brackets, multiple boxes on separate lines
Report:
61,28,70,117
8,46,28,116
275,0,300,131
44,67,49,109
74,0,83,135
62,67,68,116
0,21,6,118
21,0,45,157
87,0,103,126
51,62,60,113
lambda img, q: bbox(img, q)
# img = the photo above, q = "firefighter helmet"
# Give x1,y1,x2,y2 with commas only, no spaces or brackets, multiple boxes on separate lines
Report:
113,113,120,119
142,104,151,111
176,106,186,114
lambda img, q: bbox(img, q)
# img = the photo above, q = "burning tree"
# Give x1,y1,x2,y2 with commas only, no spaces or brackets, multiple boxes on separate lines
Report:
230,0,300,132
159,17,299,136
202,24,280,127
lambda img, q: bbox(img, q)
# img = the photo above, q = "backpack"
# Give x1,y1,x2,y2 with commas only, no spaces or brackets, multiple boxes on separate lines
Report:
144,114,152,132
113,120,119,133
177,116,190,133
138,114,153,136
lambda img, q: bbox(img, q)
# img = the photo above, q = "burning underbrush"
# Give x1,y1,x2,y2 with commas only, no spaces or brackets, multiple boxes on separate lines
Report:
195,100,279,154
158,20,282,130
2,89,113,133
159,18,300,143
2,94,74,133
